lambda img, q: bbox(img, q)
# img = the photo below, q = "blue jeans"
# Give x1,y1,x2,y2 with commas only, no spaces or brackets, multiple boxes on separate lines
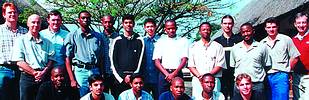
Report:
0,66,17,100
292,73,302,100
73,66,100,97
267,72,289,100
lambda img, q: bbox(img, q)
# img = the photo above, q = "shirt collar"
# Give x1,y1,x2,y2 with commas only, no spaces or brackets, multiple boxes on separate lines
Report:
145,34,160,41
295,30,309,40
198,39,213,47
26,33,43,43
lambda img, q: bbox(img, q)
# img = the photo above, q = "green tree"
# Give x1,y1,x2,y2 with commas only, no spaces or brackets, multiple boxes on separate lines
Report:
46,0,236,39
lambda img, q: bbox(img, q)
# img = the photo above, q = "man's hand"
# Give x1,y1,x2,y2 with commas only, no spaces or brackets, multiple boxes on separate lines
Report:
165,72,178,82
124,75,131,84
70,80,79,89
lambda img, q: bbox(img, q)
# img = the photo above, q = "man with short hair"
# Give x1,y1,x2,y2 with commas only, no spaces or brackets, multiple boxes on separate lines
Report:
80,74,115,100
40,10,68,67
64,10,104,97
261,17,300,100
100,15,119,95
12,14,55,100
188,22,226,99
193,73,225,100
158,77,191,100
36,67,79,100
142,18,160,99
214,15,242,99
153,19,189,95
230,22,271,99
118,74,153,100
111,14,144,98
0,2,28,100
292,12,309,100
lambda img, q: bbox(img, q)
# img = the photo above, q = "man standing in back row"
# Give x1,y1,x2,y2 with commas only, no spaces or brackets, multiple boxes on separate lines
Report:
214,15,242,99
153,19,189,95
64,10,104,97
0,2,28,100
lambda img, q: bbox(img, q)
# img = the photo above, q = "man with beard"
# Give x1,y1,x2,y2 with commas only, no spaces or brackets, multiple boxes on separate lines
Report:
118,74,153,100
159,77,191,100
188,22,226,99
80,74,115,100
36,67,79,100
230,22,271,99
193,73,225,100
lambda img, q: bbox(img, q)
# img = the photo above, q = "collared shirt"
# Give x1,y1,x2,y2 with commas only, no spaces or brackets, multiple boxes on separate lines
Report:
118,89,153,100
293,31,309,71
261,34,300,73
101,31,119,75
294,31,309,41
111,33,144,83
230,40,271,82
0,24,27,64
188,40,226,77
143,35,160,84
64,28,104,65
40,28,68,66
11,33,55,69
214,33,242,68
153,36,189,69
80,92,115,100
192,91,225,100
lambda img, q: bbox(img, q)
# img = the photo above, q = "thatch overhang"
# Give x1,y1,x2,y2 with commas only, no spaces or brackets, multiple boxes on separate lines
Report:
235,0,309,41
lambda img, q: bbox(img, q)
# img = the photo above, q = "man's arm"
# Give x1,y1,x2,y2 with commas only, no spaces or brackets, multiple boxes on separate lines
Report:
65,57,78,88
290,57,299,70
16,61,37,76
167,57,188,81
154,59,170,77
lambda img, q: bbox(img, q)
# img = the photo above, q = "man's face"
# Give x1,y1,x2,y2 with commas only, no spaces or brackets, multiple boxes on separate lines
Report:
221,18,234,33
122,19,134,33
199,24,212,40
90,80,104,96
101,16,113,30
164,21,177,38
3,6,18,23
51,69,65,88
144,22,156,37
237,79,252,96
27,15,41,35
265,22,278,37
78,12,91,28
48,15,62,32
130,77,144,93
294,16,308,34
170,80,185,98
201,76,215,93
240,25,254,41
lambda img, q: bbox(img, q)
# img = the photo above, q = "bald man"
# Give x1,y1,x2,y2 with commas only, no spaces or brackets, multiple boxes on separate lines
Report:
159,77,192,100
12,14,55,100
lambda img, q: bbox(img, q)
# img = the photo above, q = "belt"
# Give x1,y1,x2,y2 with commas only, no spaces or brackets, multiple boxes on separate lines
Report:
73,63,97,69
166,69,176,73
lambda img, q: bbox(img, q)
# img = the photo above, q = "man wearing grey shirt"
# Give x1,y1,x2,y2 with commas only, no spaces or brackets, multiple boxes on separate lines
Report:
64,10,104,97
230,22,271,99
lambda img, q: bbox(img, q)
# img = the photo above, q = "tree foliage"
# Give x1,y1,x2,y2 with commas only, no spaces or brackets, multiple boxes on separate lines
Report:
46,0,236,39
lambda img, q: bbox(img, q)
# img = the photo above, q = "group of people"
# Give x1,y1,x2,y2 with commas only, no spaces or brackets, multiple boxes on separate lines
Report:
1,2,309,100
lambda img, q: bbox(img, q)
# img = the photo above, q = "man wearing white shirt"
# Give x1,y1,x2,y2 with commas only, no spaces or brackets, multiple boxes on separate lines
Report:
153,19,189,95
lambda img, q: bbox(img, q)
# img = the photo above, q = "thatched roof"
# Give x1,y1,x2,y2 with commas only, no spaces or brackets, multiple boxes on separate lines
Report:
234,0,309,29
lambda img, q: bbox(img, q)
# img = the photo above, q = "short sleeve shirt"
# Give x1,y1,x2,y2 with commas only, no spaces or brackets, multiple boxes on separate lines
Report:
11,33,55,69
261,34,300,73
188,40,226,77
153,36,189,69
230,41,271,82
118,89,153,100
